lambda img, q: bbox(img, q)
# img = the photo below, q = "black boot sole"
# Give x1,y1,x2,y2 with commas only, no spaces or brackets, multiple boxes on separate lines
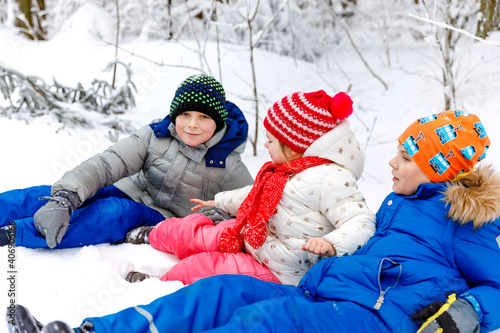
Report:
6,304,43,333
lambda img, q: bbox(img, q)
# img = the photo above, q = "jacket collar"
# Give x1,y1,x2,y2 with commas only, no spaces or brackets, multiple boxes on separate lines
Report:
408,182,446,200
442,164,500,229
407,165,500,229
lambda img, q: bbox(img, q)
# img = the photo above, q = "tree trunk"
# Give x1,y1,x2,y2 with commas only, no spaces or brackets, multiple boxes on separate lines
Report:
14,0,46,40
477,0,499,38
167,0,173,39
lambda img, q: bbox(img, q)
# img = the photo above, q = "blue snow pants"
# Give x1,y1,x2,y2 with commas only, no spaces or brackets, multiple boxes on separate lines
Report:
0,185,164,248
85,275,381,333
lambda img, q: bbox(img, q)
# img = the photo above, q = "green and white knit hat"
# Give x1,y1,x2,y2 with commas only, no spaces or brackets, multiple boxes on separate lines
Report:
169,73,227,132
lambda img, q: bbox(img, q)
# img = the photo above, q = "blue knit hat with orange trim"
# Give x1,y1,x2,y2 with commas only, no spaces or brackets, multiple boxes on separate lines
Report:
169,73,227,132
398,110,490,182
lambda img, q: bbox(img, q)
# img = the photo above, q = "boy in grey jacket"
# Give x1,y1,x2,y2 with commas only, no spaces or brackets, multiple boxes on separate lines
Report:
0,74,253,249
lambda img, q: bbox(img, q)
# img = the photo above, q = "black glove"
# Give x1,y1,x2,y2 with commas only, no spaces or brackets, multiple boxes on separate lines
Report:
197,207,232,225
34,190,80,248
411,292,480,333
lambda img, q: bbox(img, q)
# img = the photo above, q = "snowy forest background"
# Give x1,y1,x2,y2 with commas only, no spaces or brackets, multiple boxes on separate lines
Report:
0,0,500,331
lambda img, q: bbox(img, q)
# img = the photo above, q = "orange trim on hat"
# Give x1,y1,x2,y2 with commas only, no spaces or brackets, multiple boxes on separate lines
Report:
398,110,490,183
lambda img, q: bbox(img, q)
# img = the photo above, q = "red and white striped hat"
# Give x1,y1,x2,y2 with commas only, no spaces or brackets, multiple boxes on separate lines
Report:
264,90,354,153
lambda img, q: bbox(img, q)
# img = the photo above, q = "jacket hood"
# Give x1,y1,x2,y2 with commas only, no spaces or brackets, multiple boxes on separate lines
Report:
443,164,500,229
149,100,249,168
303,120,365,179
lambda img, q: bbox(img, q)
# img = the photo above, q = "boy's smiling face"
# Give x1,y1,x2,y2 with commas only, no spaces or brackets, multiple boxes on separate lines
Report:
389,143,431,196
175,111,217,147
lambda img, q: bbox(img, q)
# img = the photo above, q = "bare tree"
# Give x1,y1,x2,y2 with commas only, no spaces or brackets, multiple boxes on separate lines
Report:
324,1,388,90
212,0,223,83
167,0,173,39
112,0,120,89
0,0,7,24
236,0,289,156
241,0,261,156
416,0,478,110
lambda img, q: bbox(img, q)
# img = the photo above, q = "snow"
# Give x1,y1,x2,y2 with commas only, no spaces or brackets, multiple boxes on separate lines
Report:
1,3,500,331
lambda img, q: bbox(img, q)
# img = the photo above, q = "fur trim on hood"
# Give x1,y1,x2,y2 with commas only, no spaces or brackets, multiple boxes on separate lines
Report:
443,164,500,229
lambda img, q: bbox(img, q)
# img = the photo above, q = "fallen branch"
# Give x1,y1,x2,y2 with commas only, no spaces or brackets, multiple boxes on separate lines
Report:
0,62,137,140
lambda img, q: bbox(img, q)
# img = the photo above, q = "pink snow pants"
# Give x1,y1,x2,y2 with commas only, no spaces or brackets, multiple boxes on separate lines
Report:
149,213,281,285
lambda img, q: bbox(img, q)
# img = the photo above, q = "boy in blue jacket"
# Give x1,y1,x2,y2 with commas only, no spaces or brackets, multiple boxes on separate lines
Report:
0,74,253,249
8,110,500,333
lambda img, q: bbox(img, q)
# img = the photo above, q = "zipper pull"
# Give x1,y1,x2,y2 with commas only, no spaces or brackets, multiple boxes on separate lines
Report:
374,290,385,310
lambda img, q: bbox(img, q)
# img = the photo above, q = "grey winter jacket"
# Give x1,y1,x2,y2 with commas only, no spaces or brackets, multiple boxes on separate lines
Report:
52,103,253,218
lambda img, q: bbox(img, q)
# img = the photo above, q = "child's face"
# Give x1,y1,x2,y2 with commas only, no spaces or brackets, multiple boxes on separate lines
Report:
175,111,217,147
389,143,431,196
264,131,299,164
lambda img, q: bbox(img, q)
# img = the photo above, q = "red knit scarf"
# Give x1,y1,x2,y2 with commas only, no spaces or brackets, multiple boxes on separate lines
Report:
218,156,332,253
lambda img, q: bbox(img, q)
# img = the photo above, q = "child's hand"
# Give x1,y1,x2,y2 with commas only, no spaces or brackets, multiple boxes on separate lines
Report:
190,199,215,211
301,238,336,257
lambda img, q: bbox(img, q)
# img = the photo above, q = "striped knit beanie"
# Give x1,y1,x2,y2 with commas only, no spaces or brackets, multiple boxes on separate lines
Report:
398,110,490,182
264,90,354,153
169,73,227,132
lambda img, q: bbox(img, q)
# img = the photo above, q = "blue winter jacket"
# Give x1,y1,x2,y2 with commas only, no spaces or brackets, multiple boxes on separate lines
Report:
299,166,500,332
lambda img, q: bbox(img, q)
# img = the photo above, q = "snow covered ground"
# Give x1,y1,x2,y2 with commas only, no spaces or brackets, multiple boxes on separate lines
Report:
1,3,499,331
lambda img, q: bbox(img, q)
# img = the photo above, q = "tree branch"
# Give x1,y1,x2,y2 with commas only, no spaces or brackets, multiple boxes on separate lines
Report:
338,19,388,90
408,13,500,46
94,34,204,72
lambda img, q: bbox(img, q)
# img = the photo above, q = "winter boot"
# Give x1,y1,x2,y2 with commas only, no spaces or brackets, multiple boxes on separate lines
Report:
126,271,151,283
6,304,43,333
40,320,93,333
40,321,72,333
0,224,16,247
6,304,93,333
124,226,154,244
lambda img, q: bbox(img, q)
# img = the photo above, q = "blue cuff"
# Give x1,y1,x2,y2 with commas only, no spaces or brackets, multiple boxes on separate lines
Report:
460,292,484,323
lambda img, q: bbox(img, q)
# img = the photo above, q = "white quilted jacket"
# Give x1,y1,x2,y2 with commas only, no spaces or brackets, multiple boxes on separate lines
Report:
214,120,376,285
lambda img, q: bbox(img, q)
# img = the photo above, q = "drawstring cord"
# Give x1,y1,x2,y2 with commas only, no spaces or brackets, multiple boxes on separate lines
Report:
374,258,402,310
